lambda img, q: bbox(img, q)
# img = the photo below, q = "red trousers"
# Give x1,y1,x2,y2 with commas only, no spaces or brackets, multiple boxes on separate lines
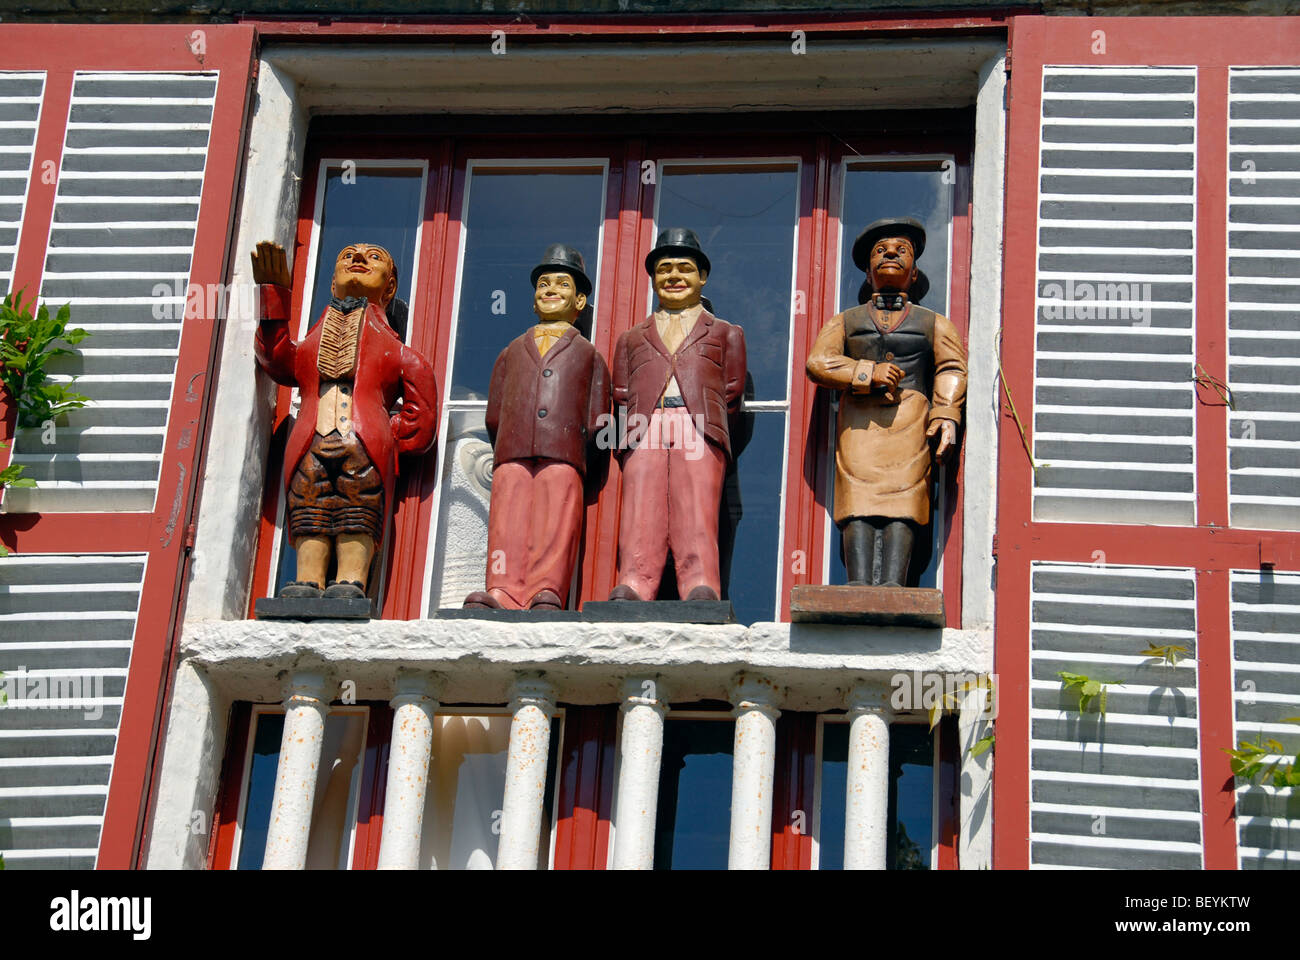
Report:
485,459,584,609
616,408,727,599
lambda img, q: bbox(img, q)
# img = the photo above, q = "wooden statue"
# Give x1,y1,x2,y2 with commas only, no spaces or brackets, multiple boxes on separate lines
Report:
806,217,967,587
463,244,611,611
608,228,747,603
252,240,439,601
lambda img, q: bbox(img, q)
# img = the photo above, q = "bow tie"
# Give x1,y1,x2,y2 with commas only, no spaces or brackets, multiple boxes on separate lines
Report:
872,293,907,311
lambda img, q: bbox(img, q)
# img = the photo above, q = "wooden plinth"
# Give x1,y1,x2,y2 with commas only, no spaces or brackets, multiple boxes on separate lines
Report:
789,585,945,627
254,596,375,621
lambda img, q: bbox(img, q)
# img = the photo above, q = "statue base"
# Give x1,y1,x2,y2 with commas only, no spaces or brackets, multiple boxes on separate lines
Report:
437,608,584,622
254,596,375,621
788,585,944,628
581,599,736,624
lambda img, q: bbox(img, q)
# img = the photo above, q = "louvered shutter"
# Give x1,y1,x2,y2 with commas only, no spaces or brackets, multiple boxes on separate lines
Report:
1229,569,1300,868
1029,563,1202,869
0,25,255,869
997,16,1300,871
1227,69,1300,532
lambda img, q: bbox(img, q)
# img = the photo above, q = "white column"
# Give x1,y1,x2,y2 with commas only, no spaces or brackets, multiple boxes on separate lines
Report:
727,676,780,870
377,671,442,870
612,676,669,870
496,675,556,870
263,671,331,870
843,685,893,870
958,681,994,870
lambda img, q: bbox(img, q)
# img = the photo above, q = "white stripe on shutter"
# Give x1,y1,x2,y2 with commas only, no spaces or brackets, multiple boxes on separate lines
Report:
1228,68,1300,532
0,72,45,296
1029,562,1203,869
1033,67,1197,525
0,552,146,870
4,71,216,514
1229,568,1300,869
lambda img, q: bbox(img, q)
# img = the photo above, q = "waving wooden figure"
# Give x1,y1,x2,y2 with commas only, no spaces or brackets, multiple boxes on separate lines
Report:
252,240,438,605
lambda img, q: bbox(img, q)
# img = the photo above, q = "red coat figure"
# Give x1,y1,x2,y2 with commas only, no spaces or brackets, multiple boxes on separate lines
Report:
464,245,611,611
609,228,747,603
253,241,438,601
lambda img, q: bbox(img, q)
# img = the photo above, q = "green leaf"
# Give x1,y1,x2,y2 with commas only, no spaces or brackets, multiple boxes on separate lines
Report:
970,733,995,758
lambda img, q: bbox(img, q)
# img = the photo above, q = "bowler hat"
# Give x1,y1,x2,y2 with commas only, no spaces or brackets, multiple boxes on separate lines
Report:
851,217,927,273
531,243,593,297
645,227,711,277
857,269,930,306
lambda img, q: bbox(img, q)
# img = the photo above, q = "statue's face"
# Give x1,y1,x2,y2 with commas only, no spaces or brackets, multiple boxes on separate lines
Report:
653,256,706,311
533,271,587,324
331,243,397,306
868,236,919,294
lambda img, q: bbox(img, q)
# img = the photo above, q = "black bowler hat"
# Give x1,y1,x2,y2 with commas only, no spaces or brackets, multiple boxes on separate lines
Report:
531,244,593,297
858,269,930,306
645,227,711,277
851,216,927,273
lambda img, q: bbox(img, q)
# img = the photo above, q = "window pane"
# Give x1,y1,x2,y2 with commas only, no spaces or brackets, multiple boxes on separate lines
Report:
721,410,785,623
816,721,935,870
655,163,798,402
826,162,956,589
838,163,953,316
888,724,934,870
449,166,605,400
426,408,494,608
307,166,425,333
654,717,734,869
817,720,849,870
236,710,368,870
272,165,425,595
420,714,562,870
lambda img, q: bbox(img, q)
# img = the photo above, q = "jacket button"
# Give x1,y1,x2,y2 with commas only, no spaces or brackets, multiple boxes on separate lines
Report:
538,409,548,418
858,373,867,381
542,368,553,377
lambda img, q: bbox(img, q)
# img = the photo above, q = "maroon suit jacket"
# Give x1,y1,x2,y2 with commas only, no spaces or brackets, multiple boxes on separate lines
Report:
486,325,611,475
254,283,439,512
613,309,747,458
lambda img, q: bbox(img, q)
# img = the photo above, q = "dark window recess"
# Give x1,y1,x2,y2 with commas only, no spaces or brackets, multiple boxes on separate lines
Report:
654,717,734,870
236,712,285,870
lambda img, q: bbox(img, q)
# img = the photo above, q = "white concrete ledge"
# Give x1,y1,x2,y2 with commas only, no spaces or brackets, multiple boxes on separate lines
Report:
181,617,991,711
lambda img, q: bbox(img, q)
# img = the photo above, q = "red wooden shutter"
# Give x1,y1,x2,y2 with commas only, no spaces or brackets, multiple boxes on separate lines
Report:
0,25,256,869
997,15,1300,870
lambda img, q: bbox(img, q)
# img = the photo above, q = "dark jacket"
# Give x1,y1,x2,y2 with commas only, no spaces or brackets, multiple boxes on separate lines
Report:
613,309,747,458
486,325,611,475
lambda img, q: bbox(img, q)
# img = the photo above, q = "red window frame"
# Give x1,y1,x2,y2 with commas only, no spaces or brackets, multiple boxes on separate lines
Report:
995,15,1300,870
246,114,976,625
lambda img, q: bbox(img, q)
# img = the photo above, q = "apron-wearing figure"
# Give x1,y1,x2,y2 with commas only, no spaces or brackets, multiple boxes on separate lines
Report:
609,228,747,602
464,245,611,611
252,240,439,600
806,217,967,586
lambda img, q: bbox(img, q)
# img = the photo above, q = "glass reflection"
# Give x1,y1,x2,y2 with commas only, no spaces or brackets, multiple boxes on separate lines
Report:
450,167,605,400
654,718,734,870
306,167,424,334
655,164,798,402
720,410,785,623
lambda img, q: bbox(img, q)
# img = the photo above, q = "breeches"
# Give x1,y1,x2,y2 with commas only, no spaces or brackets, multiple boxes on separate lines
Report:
287,430,385,543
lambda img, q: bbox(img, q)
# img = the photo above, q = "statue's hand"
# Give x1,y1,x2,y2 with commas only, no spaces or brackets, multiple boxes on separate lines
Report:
871,362,903,391
928,418,957,461
251,240,292,288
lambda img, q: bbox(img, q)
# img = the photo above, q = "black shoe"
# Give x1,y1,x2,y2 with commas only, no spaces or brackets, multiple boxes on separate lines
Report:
684,585,720,602
608,584,643,601
279,580,323,599
323,580,365,600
